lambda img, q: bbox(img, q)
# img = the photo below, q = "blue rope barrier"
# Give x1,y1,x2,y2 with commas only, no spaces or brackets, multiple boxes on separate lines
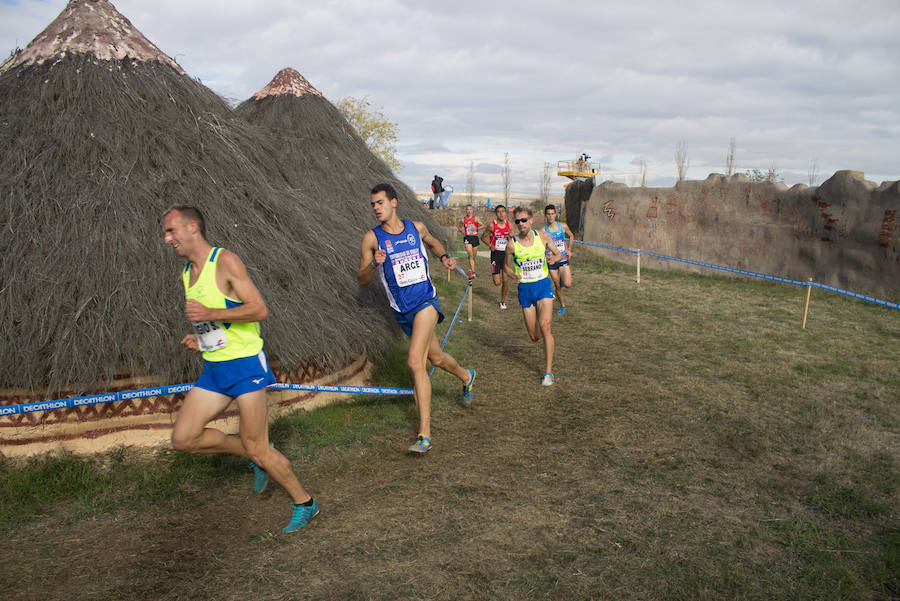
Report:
429,280,472,378
575,239,638,255
574,240,900,310
1,382,414,417
809,281,900,310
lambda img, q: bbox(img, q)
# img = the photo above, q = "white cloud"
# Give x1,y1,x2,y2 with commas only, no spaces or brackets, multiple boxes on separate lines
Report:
1,0,898,192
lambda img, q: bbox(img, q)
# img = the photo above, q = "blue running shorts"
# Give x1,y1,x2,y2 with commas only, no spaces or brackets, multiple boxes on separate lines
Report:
194,351,276,398
393,297,444,336
517,277,554,308
548,259,570,271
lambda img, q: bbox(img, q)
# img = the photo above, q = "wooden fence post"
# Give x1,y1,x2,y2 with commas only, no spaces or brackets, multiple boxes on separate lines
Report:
636,249,641,284
801,278,813,329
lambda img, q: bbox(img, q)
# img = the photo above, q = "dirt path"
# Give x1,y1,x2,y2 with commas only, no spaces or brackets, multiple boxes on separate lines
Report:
5,255,897,601
6,258,607,601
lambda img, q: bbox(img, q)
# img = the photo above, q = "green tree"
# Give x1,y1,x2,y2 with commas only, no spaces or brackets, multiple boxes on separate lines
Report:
336,96,401,172
745,166,783,183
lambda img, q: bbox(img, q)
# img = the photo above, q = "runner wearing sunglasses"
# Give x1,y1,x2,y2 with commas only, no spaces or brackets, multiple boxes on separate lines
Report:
504,207,563,386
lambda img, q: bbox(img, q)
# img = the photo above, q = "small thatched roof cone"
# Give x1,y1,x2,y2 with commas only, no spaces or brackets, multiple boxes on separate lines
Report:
236,68,452,251
0,1,389,396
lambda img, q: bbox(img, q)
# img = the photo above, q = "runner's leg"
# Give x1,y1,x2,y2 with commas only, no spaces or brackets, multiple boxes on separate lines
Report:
549,268,565,308
560,264,572,288
536,298,555,374
171,387,246,456
408,305,440,437
427,330,470,383
236,389,311,504
522,305,541,342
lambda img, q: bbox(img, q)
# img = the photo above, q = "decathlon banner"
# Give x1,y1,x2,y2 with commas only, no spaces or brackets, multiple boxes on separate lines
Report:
1,383,414,416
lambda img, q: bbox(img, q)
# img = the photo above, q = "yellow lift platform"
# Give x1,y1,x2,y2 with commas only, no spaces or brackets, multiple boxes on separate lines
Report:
557,158,600,187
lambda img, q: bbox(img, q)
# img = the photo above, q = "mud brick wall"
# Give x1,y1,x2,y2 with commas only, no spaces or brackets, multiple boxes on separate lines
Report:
582,171,900,296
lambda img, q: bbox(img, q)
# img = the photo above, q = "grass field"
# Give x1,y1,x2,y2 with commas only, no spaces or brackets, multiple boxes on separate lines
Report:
1,249,897,601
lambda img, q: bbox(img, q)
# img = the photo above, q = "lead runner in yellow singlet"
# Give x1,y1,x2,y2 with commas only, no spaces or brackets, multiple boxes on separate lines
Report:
504,207,562,386
162,205,318,533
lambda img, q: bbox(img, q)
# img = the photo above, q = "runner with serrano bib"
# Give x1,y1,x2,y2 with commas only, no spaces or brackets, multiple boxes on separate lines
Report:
504,207,563,386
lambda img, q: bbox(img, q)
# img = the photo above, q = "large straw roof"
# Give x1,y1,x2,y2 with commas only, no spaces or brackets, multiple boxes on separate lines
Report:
0,1,393,395
236,68,451,250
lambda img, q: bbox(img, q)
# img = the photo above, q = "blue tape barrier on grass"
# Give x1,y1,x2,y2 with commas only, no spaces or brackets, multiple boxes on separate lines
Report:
575,240,638,255
1,382,414,416
808,281,900,310
573,240,900,310
430,280,472,378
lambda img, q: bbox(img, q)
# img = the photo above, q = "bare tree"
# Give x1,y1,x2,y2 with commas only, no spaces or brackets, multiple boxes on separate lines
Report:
501,152,512,204
466,160,475,203
675,139,689,182
808,158,818,187
726,137,737,176
540,162,552,203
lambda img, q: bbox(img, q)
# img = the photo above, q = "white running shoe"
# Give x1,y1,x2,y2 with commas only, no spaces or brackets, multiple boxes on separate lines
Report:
541,373,555,386
499,302,507,310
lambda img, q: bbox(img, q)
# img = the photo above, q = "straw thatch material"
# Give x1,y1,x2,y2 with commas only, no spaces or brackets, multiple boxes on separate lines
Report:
0,1,392,396
236,68,452,251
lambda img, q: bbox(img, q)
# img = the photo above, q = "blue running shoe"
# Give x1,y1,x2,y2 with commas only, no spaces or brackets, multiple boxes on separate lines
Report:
557,306,566,315
408,435,433,453
283,499,319,533
462,368,476,406
249,460,269,494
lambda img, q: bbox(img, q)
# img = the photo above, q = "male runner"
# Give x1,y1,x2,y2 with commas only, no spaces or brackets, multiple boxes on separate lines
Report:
543,204,575,315
162,206,318,533
481,204,512,309
358,184,476,453
458,204,483,277
504,207,563,386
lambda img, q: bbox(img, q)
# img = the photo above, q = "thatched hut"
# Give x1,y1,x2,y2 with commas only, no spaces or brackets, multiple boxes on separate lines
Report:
0,0,395,455
235,67,451,247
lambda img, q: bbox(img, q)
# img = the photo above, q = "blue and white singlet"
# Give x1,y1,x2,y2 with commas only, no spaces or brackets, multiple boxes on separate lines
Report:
544,223,568,260
373,220,436,313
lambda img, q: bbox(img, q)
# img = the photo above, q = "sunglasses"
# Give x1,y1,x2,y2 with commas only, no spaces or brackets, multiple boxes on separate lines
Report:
515,218,529,224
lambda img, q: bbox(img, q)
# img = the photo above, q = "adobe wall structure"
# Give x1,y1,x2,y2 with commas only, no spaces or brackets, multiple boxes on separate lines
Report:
582,171,900,297
0,355,371,458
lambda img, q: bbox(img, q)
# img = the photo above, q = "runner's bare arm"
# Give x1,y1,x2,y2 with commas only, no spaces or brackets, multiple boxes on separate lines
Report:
503,243,519,282
184,250,268,323
415,221,457,271
541,230,563,264
357,230,384,286
563,223,575,258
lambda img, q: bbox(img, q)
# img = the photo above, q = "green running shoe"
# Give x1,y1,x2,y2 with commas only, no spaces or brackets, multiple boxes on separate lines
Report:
282,499,319,533
249,460,269,494
462,368,476,405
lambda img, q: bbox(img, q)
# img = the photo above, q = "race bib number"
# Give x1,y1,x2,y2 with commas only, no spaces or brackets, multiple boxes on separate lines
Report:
520,259,544,282
555,238,567,255
192,321,228,352
495,237,507,251
465,225,477,236
392,251,427,287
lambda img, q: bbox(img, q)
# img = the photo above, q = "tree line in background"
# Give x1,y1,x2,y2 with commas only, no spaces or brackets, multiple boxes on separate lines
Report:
336,98,824,191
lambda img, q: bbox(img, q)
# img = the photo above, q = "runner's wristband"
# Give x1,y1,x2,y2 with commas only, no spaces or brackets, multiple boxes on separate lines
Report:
439,254,449,262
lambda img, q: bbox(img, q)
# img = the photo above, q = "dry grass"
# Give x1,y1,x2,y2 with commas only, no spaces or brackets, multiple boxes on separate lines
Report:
1,250,897,601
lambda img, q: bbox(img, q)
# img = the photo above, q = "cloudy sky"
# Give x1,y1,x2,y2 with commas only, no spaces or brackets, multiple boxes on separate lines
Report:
2,0,898,194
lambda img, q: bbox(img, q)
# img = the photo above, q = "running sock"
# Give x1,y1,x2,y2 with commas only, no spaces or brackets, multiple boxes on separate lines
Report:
294,498,316,507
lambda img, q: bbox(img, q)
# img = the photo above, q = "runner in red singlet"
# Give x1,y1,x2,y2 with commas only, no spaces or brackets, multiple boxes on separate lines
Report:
481,204,512,309
457,204,483,278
